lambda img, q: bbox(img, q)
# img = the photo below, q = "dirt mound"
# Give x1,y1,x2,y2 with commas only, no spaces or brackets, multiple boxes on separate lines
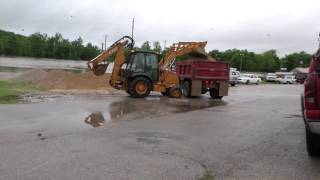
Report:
14,69,111,90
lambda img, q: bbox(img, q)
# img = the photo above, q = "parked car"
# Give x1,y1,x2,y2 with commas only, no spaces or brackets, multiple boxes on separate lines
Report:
229,69,240,86
266,73,277,82
301,48,320,157
277,76,296,84
237,74,261,85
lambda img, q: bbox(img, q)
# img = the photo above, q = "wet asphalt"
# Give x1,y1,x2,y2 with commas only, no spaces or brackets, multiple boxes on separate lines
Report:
0,84,319,180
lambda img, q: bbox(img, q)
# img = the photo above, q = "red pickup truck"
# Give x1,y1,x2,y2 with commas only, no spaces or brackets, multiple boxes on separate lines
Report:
176,59,229,99
302,48,320,156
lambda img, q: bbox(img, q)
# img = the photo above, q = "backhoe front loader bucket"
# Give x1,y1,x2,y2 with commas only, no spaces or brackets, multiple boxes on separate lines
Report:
91,64,109,76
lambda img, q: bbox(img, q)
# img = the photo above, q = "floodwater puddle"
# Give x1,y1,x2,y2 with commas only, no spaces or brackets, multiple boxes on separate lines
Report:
82,96,226,128
84,112,106,128
14,95,226,131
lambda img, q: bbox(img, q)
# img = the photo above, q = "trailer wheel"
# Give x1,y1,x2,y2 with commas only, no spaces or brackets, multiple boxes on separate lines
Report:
168,87,181,98
183,81,191,97
129,77,151,98
210,89,223,99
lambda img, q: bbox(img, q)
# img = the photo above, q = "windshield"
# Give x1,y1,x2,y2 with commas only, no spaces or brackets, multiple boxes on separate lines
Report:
130,53,145,72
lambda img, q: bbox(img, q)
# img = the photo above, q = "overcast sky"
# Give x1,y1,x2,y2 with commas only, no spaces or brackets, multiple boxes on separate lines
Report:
0,0,319,56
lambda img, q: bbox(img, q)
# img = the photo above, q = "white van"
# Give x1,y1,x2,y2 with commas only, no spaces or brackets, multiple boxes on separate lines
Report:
230,68,241,86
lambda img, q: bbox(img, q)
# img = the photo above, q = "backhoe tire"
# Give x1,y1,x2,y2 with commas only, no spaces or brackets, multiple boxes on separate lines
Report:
183,81,191,97
168,87,181,98
129,77,151,98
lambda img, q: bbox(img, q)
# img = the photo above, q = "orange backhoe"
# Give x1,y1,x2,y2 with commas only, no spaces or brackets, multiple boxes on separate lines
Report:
87,36,209,98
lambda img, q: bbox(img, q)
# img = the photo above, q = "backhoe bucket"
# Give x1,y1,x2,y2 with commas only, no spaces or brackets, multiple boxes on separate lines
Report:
92,64,109,76
190,47,207,58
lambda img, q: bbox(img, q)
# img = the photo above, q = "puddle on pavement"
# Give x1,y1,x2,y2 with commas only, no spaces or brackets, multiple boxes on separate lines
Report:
84,112,105,128
82,96,226,128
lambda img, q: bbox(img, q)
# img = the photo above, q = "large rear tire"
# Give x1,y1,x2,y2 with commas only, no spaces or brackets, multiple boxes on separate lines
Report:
129,77,151,98
306,128,320,157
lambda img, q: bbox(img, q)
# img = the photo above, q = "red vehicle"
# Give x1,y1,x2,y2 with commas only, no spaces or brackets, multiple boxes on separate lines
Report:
176,59,229,99
302,48,320,156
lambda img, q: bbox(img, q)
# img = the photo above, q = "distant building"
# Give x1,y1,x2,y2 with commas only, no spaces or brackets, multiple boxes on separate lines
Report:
291,67,309,74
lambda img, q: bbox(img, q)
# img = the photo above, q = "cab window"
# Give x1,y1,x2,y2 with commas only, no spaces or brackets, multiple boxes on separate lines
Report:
145,54,158,68
130,53,145,72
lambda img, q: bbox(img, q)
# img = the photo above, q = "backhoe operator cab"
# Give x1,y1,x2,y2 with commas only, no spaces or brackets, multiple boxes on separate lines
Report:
120,51,161,98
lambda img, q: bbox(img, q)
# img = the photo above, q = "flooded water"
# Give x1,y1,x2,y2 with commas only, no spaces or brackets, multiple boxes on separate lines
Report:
0,56,90,79
4,94,224,132
86,95,223,128
0,56,115,79
0,56,87,70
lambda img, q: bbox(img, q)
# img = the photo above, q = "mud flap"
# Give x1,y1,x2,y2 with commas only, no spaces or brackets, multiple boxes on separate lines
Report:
191,80,202,96
218,81,229,96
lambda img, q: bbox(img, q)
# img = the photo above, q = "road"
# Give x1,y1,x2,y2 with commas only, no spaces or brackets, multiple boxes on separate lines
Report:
0,84,319,180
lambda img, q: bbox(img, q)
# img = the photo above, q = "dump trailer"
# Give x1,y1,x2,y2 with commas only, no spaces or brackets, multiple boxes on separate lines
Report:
176,59,230,99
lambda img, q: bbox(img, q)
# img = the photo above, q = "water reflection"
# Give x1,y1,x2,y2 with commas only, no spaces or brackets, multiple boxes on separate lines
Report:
84,96,226,128
84,112,105,128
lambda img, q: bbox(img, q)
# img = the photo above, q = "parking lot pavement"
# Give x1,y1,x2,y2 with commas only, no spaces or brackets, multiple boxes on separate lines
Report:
0,84,319,179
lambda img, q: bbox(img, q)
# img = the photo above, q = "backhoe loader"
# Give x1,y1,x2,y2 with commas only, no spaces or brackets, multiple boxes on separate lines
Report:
87,36,208,98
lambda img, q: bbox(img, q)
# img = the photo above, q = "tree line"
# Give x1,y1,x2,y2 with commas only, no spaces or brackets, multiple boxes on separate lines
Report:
0,29,100,60
140,41,312,72
0,30,313,72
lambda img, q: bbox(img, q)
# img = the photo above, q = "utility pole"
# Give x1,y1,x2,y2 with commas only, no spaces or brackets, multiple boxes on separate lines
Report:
164,40,167,50
101,43,104,51
131,18,135,40
104,35,108,51
240,53,243,72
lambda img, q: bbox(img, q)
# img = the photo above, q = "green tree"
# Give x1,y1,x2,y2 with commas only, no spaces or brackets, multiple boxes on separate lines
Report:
0,29,100,60
29,32,47,57
209,49,281,72
141,41,151,51
256,50,280,72
7,36,21,55
152,41,162,53
281,51,312,71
